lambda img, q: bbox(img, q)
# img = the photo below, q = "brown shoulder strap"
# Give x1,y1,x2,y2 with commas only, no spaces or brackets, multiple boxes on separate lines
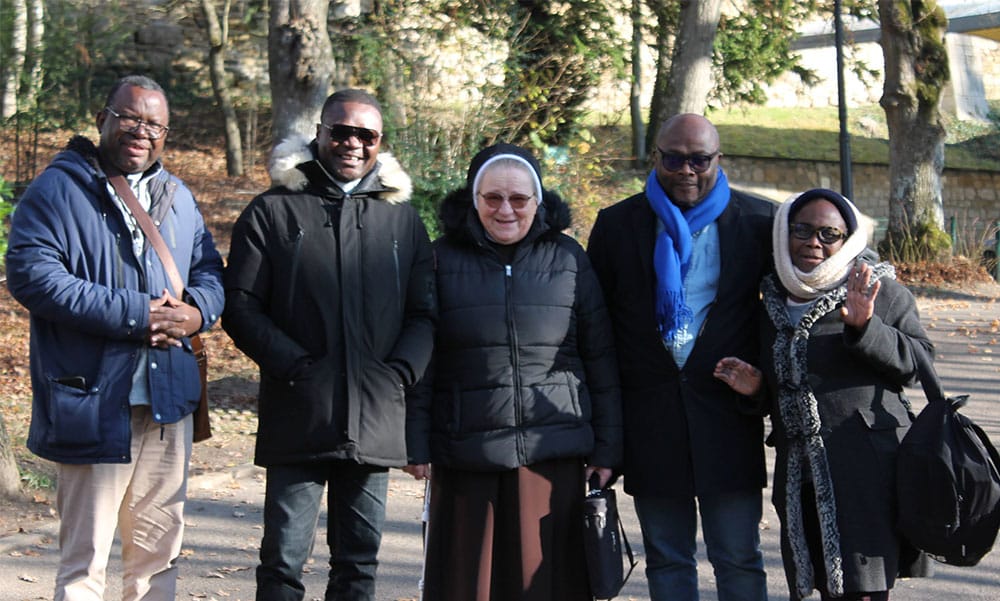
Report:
105,169,185,297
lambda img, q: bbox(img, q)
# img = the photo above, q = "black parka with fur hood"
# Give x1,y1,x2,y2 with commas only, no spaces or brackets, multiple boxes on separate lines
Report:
405,186,623,472
224,135,436,467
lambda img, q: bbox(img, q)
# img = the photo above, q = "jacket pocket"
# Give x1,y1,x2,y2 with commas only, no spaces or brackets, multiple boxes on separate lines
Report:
360,358,407,460
565,371,584,418
856,400,911,479
47,377,101,446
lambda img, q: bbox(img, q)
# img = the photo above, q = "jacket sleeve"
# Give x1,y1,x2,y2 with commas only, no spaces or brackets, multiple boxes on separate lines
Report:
384,206,437,387
586,209,616,306
843,278,932,387
222,198,312,378
182,190,225,331
405,357,435,465
5,175,149,341
573,241,624,470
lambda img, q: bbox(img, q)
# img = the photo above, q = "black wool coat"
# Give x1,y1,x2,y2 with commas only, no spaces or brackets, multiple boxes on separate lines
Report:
761,273,932,597
586,188,775,498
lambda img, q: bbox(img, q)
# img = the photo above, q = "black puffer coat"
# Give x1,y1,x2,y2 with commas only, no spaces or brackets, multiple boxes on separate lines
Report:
406,187,623,472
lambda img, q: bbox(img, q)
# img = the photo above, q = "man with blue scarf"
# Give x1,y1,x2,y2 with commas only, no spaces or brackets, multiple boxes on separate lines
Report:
588,114,775,601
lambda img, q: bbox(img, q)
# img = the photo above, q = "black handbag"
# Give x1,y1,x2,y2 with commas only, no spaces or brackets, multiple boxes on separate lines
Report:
582,474,637,600
896,343,1000,566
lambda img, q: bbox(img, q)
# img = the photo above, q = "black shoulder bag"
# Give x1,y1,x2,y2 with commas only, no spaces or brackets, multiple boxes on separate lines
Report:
896,342,1000,566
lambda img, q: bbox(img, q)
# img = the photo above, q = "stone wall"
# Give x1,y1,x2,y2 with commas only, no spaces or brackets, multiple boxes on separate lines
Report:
723,156,1000,250
982,40,1000,100
758,32,999,119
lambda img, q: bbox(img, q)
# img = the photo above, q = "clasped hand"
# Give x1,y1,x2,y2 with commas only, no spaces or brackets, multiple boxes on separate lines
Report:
149,288,202,348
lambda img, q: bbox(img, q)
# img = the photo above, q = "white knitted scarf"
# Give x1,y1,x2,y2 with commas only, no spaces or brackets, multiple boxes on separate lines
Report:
773,192,873,300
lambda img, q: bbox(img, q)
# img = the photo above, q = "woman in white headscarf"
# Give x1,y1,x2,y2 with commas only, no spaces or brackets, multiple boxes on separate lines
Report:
714,188,931,601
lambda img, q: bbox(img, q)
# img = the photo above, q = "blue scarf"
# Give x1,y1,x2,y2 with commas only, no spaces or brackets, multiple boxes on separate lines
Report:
646,168,730,343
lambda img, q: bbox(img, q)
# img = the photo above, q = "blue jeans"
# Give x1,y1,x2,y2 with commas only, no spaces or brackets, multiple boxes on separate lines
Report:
634,490,767,601
256,461,389,601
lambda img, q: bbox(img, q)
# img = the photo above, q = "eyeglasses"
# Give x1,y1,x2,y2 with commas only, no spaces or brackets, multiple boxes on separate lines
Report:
789,222,849,245
656,147,719,173
477,191,535,210
320,123,381,145
104,107,169,140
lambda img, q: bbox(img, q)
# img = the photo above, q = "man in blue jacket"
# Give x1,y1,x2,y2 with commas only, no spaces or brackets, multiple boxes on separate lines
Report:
6,74,224,601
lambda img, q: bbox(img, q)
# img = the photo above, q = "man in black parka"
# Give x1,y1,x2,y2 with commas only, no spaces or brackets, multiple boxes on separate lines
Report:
587,114,774,601
223,89,436,601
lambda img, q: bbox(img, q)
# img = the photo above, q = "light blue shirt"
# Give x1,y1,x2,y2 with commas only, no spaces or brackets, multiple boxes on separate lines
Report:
106,170,158,407
667,221,721,368
785,297,815,326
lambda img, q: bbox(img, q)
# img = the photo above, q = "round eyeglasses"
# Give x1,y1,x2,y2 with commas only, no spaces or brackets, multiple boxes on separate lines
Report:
477,192,535,210
789,222,848,245
104,107,169,140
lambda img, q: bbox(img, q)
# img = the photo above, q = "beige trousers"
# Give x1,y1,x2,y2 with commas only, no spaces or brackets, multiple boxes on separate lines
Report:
54,406,192,601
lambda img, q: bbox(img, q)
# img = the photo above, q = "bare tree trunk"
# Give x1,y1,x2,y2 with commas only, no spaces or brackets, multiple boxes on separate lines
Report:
201,0,244,176
661,0,722,118
630,0,646,166
0,412,22,498
268,0,334,152
1,0,28,119
645,0,676,152
878,0,950,258
20,0,44,113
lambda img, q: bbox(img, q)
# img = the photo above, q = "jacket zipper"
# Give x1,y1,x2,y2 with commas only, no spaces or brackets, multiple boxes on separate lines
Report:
393,239,401,313
287,228,304,309
166,214,176,252
114,232,125,287
504,263,525,464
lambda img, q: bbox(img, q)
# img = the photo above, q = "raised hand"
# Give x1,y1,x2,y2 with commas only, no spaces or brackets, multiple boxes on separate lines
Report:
841,261,881,329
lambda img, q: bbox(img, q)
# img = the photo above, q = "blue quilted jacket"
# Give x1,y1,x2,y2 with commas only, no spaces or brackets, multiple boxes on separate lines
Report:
6,136,224,464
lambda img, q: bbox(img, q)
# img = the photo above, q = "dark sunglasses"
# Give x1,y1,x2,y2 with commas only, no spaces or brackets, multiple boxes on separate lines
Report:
477,191,535,210
656,147,719,173
790,222,849,245
320,123,381,145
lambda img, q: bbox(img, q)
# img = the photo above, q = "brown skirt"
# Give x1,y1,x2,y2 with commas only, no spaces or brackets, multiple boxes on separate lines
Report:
422,458,592,601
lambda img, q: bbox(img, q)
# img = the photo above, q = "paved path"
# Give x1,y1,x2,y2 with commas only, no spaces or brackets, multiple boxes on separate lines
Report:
2,294,999,600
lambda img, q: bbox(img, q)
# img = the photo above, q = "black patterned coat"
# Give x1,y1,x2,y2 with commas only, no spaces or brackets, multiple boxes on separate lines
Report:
760,271,932,598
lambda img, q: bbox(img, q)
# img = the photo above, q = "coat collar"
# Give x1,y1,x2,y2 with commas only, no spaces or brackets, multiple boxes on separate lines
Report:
268,134,412,204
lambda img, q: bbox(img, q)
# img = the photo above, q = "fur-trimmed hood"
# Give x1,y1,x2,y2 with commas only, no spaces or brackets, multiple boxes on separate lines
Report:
268,134,412,204
438,185,572,245
64,135,101,168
